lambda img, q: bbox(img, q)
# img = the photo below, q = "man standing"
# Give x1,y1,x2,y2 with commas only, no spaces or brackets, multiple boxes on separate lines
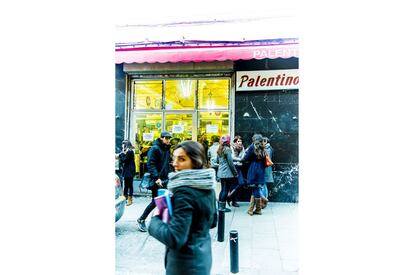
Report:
137,131,172,232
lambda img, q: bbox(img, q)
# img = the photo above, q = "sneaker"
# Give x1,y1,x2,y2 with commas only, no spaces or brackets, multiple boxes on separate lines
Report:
137,220,147,232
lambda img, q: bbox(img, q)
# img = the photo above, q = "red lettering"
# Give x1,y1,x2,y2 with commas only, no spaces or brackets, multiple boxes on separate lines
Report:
247,78,254,87
254,75,261,86
260,78,266,86
280,74,286,85
267,77,275,86
238,75,249,88
293,77,299,85
275,75,281,85
285,76,293,85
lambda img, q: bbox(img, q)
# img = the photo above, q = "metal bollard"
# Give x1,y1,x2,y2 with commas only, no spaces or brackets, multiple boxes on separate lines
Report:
217,202,225,242
229,230,239,273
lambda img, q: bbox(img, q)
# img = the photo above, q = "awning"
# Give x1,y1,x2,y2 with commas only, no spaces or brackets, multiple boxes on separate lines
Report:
115,43,299,64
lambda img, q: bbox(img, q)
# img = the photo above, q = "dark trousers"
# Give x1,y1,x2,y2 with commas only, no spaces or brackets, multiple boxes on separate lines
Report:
228,166,244,202
139,184,160,221
219,177,237,202
123,177,134,197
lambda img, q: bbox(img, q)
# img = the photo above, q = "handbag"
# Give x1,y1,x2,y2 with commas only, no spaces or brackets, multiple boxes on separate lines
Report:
140,172,154,189
264,154,274,167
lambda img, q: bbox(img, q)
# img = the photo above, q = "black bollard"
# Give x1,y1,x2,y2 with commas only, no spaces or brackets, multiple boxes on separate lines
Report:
217,202,225,242
229,230,239,273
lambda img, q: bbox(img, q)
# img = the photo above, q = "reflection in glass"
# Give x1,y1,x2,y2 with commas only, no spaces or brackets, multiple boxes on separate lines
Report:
165,80,196,110
134,80,163,110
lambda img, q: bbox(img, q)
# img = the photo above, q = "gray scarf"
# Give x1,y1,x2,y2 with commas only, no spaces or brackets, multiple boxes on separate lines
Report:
168,168,216,192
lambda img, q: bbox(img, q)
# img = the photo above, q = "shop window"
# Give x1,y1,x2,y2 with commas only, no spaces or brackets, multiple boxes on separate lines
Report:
165,80,196,110
198,111,229,146
198,79,229,109
133,113,162,177
133,80,163,110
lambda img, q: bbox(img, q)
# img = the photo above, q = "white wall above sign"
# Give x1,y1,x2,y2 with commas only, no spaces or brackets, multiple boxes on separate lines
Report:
236,69,299,91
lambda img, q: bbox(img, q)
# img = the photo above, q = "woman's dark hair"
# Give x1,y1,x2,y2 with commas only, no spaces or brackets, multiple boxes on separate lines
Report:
122,140,134,149
175,140,208,169
233,135,242,143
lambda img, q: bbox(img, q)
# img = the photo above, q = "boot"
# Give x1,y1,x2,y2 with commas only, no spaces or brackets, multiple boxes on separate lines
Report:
247,196,255,216
127,196,133,206
261,197,268,209
218,201,231,212
253,198,262,215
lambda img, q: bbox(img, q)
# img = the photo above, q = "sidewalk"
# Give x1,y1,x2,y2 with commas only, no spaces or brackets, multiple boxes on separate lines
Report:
116,195,298,275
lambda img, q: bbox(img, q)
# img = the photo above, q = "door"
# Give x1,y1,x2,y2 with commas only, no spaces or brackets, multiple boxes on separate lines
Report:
164,112,197,152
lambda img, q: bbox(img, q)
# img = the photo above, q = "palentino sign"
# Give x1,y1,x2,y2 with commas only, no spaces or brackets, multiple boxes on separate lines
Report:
236,69,299,91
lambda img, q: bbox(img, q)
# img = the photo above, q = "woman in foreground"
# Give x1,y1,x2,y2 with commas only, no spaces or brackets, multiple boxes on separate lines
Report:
148,140,217,275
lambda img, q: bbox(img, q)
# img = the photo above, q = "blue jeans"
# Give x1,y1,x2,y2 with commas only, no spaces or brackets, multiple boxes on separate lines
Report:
252,183,264,198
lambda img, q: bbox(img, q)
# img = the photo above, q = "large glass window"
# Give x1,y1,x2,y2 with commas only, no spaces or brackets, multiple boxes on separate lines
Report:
133,80,163,110
131,77,231,178
165,80,196,110
198,79,229,109
198,111,229,146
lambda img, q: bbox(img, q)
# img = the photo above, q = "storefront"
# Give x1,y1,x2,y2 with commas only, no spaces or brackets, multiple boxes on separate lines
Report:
115,39,299,202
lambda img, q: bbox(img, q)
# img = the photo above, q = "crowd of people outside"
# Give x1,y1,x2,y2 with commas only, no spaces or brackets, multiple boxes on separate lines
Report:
116,132,275,274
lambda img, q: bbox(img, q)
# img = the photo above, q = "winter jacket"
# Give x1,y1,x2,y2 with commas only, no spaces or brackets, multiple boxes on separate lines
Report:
118,149,136,178
217,147,238,179
264,143,274,183
242,144,266,185
148,186,217,275
231,145,245,166
147,138,171,181
207,142,220,168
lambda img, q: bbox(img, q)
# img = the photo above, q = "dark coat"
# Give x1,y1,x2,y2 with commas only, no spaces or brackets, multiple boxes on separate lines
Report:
119,149,136,178
148,186,217,275
242,144,266,185
147,138,171,181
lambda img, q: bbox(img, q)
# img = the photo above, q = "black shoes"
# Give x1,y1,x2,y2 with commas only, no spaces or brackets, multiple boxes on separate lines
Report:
218,201,231,212
231,201,240,207
137,219,147,232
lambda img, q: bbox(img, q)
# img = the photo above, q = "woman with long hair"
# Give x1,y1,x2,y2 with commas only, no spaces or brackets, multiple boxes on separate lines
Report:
226,135,246,207
216,135,238,212
241,134,266,215
261,137,274,208
148,141,217,275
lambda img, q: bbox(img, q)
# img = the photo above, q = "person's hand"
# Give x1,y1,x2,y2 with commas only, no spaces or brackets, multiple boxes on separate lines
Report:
153,208,160,216
155,178,163,187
